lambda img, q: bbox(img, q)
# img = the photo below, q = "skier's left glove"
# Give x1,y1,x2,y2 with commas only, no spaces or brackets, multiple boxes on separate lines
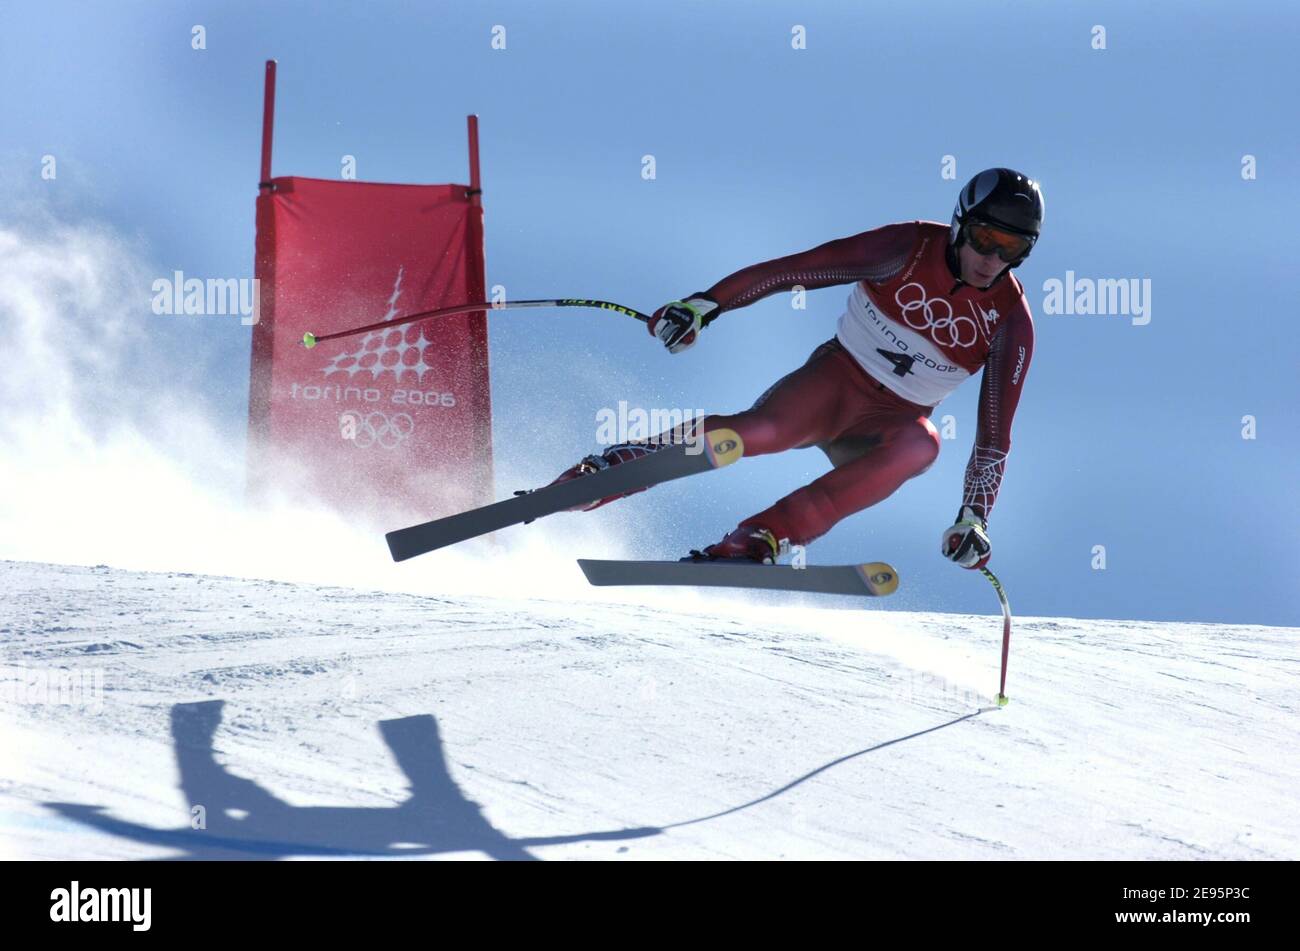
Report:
941,505,991,569
648,295,718,354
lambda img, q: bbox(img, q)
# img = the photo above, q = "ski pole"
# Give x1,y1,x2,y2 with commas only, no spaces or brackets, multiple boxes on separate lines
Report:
979,566,1013,706
301,298,652,349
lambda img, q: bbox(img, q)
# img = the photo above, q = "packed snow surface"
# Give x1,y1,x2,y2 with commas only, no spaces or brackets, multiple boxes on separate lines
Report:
2,559,1295,860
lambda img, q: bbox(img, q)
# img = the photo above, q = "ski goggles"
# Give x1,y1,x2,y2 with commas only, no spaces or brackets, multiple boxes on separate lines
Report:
963,220,1034,262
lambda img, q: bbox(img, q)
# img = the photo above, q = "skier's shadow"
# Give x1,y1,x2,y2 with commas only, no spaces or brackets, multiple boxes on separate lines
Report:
46,700,660,861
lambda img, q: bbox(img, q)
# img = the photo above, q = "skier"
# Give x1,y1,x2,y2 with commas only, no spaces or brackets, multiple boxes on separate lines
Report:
550,168,1043,570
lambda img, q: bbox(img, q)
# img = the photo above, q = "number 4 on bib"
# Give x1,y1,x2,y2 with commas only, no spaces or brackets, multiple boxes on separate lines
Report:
876,348,917,378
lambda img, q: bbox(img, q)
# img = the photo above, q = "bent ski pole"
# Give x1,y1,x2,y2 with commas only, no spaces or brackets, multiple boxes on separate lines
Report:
301,298,652,348
979,567,1013,706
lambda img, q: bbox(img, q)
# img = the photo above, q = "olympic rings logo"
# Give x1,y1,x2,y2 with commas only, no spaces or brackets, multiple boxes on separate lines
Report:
894,282,978,348
341,411,415,449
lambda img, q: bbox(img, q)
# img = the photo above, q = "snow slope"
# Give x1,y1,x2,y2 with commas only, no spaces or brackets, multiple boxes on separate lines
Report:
1,558,1296,860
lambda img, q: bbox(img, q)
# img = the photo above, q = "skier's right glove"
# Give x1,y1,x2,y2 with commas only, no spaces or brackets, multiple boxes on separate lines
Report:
941,505,992,569
648,296,718,354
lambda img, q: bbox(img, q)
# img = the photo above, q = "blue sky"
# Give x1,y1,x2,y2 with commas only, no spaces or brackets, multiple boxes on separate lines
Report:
3,1,1297,625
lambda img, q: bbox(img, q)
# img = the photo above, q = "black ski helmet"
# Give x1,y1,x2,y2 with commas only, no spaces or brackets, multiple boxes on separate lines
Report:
949,168,1044,266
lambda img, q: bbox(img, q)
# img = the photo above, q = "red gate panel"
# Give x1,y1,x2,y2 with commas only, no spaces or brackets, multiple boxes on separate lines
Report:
248,175,492,525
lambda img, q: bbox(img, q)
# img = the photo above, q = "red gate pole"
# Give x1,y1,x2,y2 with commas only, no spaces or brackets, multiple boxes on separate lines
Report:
464,114,494,503
247,60,279,503
467,114,481,206
259,60,277,187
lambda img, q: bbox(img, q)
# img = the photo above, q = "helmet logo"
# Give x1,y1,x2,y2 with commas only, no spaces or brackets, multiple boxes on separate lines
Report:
966,169,999,209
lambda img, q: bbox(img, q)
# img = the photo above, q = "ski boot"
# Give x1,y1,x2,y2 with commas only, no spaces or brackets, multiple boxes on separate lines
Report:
545,442,663,512
682,525,787,565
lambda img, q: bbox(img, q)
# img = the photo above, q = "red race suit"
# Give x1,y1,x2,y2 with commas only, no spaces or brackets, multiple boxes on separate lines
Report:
692,220,1034,546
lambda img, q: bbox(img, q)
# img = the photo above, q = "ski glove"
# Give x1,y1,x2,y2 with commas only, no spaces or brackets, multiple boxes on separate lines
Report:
648,296,718,354
941,505,992,570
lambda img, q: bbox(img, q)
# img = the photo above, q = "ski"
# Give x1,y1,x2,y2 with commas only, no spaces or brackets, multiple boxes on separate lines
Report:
385,428,745,561
576,559,900,597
